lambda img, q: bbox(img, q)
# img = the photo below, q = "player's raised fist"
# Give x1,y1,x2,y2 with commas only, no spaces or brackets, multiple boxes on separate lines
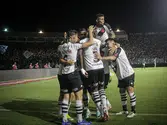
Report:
88,25,94,32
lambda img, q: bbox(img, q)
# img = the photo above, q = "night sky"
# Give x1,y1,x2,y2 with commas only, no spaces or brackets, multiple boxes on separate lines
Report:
0,0,167,33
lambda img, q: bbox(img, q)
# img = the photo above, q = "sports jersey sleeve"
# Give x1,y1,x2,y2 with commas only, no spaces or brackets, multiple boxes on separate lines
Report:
94,38,101,46
79,38,88,44
105,23,113,32
113,47,121,59
74,43,82,50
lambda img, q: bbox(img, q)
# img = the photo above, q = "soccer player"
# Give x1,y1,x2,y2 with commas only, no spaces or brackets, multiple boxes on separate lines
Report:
94,13,115,117
60,26,94,125
77,28,91,119
154,58,157,67
142,59,146,69
79,28,109,121
96,38,137,118
94,13,115,45
57,42,74,122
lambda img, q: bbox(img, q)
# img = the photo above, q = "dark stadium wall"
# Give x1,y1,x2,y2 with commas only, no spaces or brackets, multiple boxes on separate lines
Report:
0,68,59,82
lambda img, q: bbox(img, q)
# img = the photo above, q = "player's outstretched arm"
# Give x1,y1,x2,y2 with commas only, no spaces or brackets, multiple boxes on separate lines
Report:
110,31,116,38
95,53,116,61
79,49,88,77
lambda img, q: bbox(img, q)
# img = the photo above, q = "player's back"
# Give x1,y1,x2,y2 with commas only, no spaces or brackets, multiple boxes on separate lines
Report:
80,38,103,71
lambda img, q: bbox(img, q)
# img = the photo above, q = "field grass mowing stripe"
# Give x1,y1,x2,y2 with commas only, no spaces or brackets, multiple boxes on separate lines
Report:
0,108,167,116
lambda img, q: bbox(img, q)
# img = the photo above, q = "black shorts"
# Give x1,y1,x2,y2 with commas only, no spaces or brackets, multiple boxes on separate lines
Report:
58,75,63,88
118,73,135,88
61,70,83,94
86,68,105,89
79,71,86,85
104,73,110,89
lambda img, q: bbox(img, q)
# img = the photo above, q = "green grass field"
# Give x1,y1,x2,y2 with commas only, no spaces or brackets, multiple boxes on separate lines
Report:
0,67,167,125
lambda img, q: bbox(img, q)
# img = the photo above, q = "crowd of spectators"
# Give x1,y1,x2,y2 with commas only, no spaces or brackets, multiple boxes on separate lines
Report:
120,32,167,64
0,32,167,70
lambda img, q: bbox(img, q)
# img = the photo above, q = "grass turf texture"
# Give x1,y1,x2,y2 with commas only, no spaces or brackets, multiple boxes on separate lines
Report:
0,67,167,125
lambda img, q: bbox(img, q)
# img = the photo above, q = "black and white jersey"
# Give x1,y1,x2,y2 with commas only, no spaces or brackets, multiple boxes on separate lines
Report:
61,42,82,74
94,23,113,45
112,47,134,80
80,38,104,71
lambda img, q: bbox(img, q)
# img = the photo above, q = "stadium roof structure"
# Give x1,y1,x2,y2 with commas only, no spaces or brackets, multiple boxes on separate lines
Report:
0,32,64,43
114,30,128,40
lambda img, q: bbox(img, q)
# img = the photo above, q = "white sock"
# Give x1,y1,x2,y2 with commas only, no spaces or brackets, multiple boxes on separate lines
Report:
76,100,83,122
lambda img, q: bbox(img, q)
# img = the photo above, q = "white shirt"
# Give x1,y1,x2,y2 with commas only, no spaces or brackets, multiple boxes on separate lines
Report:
94,25,111,45
113,47,134,80
61,42,82,74
80,38,104,71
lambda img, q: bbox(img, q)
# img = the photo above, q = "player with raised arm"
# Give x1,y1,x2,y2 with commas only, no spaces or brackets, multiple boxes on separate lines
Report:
96,38,137,118
60,26,94,125
94,13,115,117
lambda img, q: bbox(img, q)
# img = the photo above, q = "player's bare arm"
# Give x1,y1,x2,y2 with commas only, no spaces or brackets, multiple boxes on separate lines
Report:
79,49,88,77
110,31,116,38
60,58,74,65
79,49,84,69
96,53,117,61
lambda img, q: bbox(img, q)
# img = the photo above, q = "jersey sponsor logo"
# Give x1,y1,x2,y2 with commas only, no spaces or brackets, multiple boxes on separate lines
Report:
99,81,104,85
68,49,72,53
73,88,79,92
93,83,98,87
61,89,68,93
130,82,133,85
93,43,100,62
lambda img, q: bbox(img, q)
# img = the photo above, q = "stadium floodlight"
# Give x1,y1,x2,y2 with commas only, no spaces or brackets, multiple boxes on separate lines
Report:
116,29,120,32
3,28,8,32
38,30,43,34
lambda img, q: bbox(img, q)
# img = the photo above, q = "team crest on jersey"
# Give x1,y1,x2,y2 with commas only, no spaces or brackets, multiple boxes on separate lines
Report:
67,49,72,53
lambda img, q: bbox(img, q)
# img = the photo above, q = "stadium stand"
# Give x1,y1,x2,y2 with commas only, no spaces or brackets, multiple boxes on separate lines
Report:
0,32,167,70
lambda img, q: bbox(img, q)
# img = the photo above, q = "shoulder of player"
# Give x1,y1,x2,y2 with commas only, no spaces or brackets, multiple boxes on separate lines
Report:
116,47,122,53
104,23,111,27
79,38,89,43
93,38,101,43
57,45,62,49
